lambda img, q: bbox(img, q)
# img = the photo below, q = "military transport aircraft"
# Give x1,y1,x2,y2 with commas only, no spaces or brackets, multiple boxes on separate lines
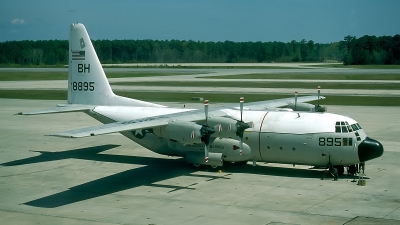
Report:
19,23,383,177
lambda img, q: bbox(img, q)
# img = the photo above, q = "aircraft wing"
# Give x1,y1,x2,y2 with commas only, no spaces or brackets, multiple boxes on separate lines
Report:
50,95,323,138
17,104,94,115
52,109,227,138
238,95,324,110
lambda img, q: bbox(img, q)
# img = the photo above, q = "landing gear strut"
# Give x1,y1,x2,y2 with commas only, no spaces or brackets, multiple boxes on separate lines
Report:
321,156,343,180
347,164,358,176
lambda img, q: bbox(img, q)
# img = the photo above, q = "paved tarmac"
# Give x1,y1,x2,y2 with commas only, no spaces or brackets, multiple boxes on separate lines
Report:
1,99,400,225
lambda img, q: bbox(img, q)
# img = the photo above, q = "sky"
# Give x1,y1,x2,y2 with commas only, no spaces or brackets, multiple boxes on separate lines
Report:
1,0,399,43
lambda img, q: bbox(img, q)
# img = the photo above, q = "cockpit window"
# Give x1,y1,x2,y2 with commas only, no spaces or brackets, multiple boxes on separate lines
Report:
341,126,348,133
347,125,353,132
335,126,341,133
335,121,351,133
356,123,362,130
351,124,358,131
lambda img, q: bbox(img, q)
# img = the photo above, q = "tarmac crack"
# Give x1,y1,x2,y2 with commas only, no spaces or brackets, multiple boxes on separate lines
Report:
299,190,347,214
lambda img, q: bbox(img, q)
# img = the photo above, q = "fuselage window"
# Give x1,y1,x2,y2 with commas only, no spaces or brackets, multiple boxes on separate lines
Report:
355,132,361,141
342,138,353,146
343,138,348,146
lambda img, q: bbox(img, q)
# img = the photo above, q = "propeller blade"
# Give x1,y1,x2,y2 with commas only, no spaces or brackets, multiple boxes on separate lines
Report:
204,100,209,125
239,137,243,155
317,86,321,106
240,97,244,121
205,144,209,162
200,126,214,163
294,91,298,111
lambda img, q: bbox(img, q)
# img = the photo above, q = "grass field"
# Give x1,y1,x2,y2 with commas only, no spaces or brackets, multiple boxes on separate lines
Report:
313,64,400,69
208,73,400,80
3,63,400,69
1,90,399,106
112,81,400,90
0,71,200,81
1,67,399,106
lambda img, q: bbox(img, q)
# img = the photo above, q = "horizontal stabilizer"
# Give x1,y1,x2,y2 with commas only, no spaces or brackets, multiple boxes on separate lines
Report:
17,104,94,115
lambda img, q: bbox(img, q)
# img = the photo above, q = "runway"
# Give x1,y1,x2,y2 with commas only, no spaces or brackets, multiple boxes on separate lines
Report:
1,99,400,225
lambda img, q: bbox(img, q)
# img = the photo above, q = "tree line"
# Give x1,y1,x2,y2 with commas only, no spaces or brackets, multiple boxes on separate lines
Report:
0,35,399,65
340,35,400,65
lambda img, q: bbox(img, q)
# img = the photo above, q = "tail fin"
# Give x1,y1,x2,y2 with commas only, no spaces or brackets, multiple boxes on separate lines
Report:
68,23,163,107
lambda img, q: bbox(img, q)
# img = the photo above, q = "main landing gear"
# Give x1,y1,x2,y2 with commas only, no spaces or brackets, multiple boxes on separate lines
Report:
321,156,344,180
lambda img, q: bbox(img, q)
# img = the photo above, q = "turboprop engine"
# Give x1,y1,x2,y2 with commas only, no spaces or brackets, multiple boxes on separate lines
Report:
286,87,326,112
186,152,223,167
185,137,252,167
286,102,326,112
207,117,238,139
153,121,205,144
154,98,253,163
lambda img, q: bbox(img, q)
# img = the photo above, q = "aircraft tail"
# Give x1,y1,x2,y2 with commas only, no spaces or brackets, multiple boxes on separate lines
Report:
68,23,163,107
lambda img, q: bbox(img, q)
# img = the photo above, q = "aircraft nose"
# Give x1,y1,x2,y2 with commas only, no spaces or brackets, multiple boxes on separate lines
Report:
358,137,384,162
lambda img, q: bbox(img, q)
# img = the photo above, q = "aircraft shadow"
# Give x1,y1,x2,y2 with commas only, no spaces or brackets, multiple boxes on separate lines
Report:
220,163,361,180
1,145,359,208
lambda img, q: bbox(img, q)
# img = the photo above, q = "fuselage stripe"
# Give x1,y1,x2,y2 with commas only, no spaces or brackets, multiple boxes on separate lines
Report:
258,112,269,161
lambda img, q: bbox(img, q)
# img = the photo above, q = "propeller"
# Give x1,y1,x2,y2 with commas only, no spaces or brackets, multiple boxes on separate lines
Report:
202,100,214,162
294,91,298,111
236,97,252,155
315,86,326,112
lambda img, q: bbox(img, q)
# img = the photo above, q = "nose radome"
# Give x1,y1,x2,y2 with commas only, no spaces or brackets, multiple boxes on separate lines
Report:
358,137,384,162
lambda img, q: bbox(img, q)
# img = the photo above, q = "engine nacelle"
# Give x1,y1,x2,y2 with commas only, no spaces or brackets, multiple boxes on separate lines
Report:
186,152,223,167
286,102,326,112
207,117,238,138
154,121,203,144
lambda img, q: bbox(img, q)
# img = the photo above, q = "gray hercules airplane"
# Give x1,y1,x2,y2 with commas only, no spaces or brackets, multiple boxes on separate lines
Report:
19,23,384,178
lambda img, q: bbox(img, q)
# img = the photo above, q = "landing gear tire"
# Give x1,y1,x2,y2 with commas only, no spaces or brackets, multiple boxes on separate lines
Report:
235,161,248,165
347,164,357,176
334,165,344,176
211,165,218,169
191,163,202,169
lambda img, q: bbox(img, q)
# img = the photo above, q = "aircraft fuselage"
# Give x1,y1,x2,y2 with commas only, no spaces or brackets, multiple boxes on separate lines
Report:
88,106,381,167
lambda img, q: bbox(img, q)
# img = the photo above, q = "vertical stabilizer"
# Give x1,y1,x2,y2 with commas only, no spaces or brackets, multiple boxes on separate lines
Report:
68,23,163,107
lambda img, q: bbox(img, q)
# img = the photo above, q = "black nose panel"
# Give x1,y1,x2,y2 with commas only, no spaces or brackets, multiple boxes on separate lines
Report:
358,137,384,162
